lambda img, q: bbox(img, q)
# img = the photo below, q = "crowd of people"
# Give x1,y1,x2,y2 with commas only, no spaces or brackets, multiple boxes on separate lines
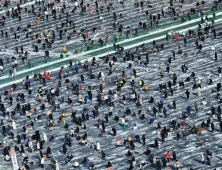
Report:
1,0,222,170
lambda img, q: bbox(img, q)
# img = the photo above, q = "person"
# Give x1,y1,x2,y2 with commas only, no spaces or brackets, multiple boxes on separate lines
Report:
175,160,180,170
201,152,205,164
155,138,158,149
186,90,190,100
162,157,167,168
187,105,191,115
142,135,146,145
172,151,176,161
194,102,198,113
182,130,186,140
41,157,45,169
211,122,214,133
112,126,116,137
206,156,210,165
156,157,161,170
89,162,95,169
140,162,146,169
166,151,170,162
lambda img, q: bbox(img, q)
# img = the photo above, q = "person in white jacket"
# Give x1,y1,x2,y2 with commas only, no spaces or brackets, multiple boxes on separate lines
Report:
101,72,105,80
12,121,16,130
43,132,47,141
55,161,59,170
201,152,205,164
41,157,45,169
96,141,100,151
71,128,75,137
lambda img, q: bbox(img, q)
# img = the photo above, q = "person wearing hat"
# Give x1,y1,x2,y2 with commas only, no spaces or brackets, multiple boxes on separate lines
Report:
66,153,73,164
74,161,80,168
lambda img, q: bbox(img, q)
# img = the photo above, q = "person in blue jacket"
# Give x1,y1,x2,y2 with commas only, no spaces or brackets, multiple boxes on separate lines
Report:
187,105,191,115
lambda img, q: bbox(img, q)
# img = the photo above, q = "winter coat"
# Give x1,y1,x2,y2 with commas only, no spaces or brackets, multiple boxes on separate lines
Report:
55,162,60,170
101,72,105,80
182,130,186,136
28,142,33,149
12,121,16,130
156,158,161,167
201,153,204,161
175,161,180,167
197,125,201,133
139,98,142,106
187,106,191,112
96,141,100,151
162,158,167,167
155,140,158,147
43,132,47,141
173,152,176,160
131,75,135,81
166,152,170,158
41,157,45,164
63,144,67,154
37,141,40,150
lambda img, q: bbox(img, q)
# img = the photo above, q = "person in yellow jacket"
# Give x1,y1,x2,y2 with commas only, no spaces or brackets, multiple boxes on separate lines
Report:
64,46,66,52
175,160,179,170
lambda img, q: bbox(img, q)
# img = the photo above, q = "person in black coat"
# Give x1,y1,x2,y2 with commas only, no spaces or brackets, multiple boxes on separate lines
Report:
156,157,161,170
186,90,190,100
211,122,214,133
162,157,167,168
63,143,67,154
155,138,158,149
35,131,40,141
172,150,176,161
173,100,176,110
207,118,211,127
81,75,84,81
21,145,25,153
47,147,51,157
145,147,151,155
177,133,180,140
2,126,6,133
107,161,112,168
161,132,165,142
142,135,146,145
153,107,157,117
112,126,117,137
17,135,21,143
38,138,43,148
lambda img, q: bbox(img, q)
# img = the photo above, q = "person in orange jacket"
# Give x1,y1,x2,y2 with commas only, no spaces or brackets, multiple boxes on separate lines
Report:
47,72,51,80
166,151,171,163
44,70,47,77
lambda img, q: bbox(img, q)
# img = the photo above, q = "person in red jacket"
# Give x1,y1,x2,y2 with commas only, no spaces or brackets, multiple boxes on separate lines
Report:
44,70,47,77
47,72,51,80
182,120,185,126
166,151,171,163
